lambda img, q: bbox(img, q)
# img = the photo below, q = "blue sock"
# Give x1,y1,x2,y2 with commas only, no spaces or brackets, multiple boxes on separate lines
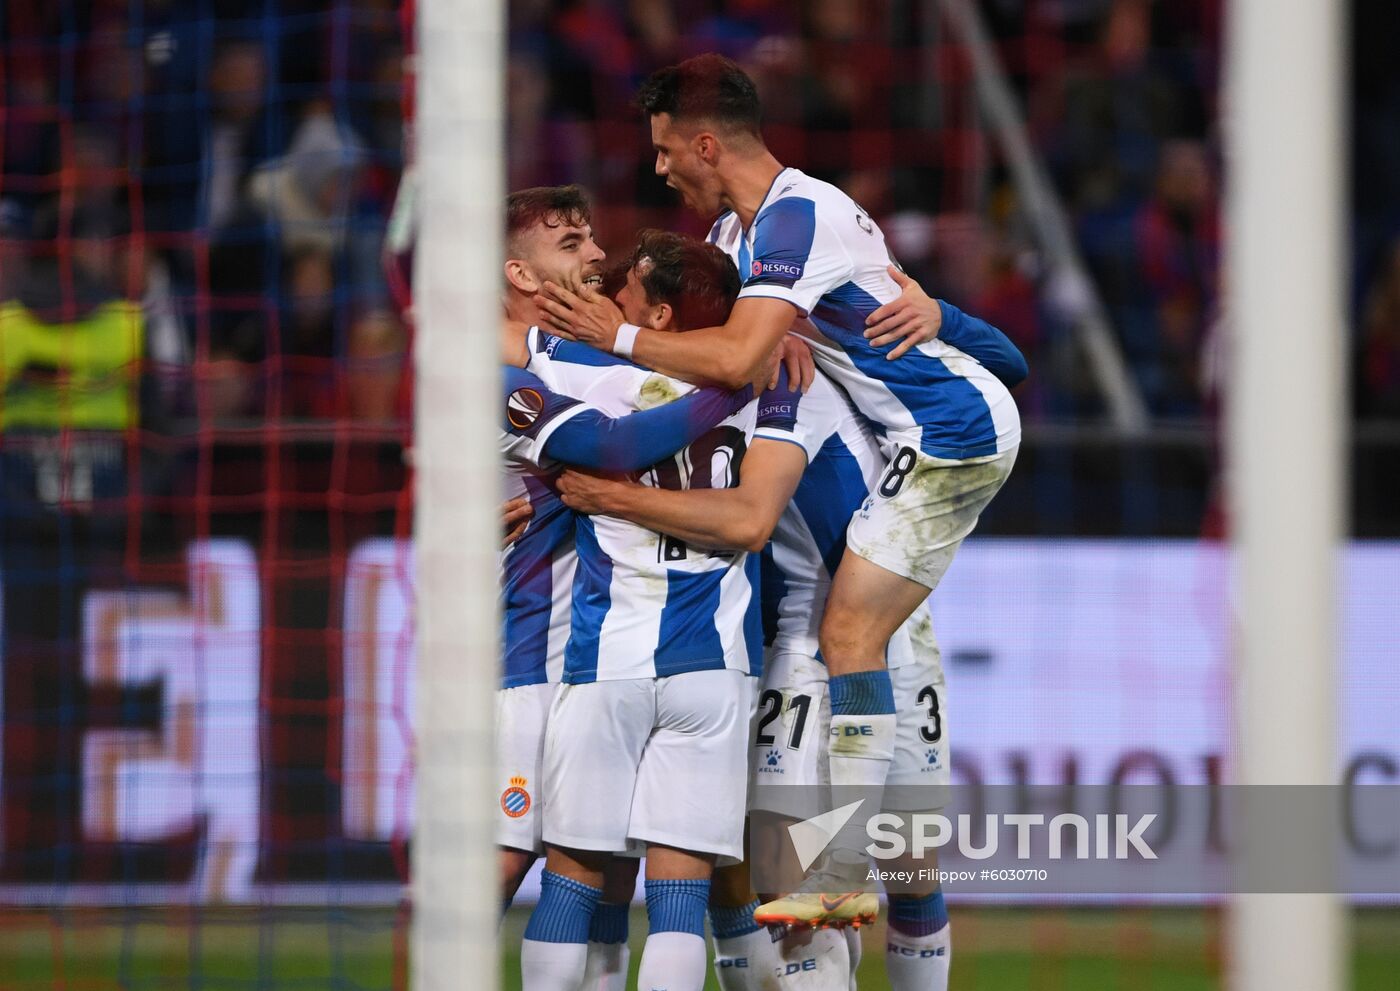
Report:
645,877,710,936
524,870,602,944
708,898,763,939
589,900,629,945
888,889,949,938
829,669,895,716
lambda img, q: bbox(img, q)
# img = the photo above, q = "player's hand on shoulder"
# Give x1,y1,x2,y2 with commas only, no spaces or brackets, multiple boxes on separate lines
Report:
502,497,533,547
537,281,624,351
556,469,624,516
865,264,943,360
772,333,816,392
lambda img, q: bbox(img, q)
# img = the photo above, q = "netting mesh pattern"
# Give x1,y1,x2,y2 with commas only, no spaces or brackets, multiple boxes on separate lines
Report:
1,0,413,922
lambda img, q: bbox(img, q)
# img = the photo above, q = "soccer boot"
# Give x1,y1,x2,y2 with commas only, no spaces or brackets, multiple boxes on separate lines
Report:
753,889,878,930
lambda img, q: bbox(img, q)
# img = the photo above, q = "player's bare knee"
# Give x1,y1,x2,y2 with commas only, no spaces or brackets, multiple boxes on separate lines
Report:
644,843,715,881
544,843,610,886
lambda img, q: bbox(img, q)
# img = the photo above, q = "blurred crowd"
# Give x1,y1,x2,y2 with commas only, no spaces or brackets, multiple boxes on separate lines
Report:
510,0,1400,421
1,0,407,434
4,0,1400,431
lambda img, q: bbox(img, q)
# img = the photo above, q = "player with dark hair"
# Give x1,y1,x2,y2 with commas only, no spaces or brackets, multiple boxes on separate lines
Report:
605,228,743,332
515,230,772,991
539,53,1025,957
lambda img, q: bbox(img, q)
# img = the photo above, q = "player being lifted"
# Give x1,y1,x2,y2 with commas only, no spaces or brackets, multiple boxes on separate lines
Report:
539,54,1024,929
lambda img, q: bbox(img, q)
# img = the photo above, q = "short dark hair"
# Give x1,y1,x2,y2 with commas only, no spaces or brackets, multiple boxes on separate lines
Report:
505,185,591,250
615,229,740,331
634,54,761,138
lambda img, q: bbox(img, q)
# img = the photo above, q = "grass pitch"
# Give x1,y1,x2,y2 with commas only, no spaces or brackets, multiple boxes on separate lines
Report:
1,906,1396,989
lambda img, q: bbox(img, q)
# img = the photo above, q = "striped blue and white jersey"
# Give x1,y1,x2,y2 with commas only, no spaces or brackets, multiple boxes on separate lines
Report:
526,329,763,684
499,357,757,688
499,365,583,689
709,167,1021,461
756,368,914,669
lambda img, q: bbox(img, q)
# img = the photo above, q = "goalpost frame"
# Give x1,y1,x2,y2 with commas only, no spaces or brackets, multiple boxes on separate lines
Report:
412,1,502,987
1226,0,1347,989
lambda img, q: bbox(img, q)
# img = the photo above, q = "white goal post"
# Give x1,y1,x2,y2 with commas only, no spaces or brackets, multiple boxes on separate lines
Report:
412,0,503,987
1226,0,1347,989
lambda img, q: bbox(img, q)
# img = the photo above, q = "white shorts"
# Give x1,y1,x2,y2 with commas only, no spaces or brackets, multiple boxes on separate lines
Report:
748,649,830,821
495,682,557,854
542,669,754,862
847,446,1017,590
749,627,949,818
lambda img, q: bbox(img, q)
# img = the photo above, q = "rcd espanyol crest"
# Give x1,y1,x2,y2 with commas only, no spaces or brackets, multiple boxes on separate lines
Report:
501,775,531,818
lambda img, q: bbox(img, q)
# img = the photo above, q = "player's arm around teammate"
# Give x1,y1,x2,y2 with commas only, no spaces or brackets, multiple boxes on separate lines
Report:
497,366,750,905
504,365,754,473
555,431,806,553
539,266,943,392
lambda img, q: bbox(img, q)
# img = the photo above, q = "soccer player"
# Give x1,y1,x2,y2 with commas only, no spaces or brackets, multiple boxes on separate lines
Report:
538,53,1024,927
498,363,752,894
518,231,765,991
556,297,1026,990
496,184,606,908
498,188,750,988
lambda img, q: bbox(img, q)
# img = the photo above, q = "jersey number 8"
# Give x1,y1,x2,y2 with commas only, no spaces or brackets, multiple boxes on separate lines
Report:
878,446,918,498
